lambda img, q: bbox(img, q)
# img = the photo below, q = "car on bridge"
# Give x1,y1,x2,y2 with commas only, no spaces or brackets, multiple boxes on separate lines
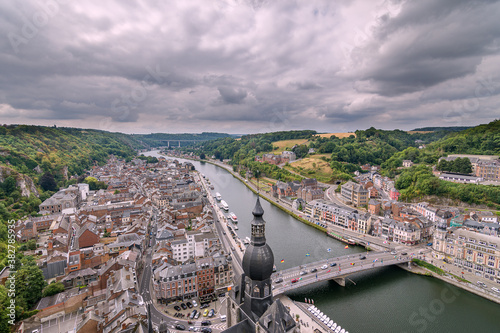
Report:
274,277,283,283
321,264,328,270
477,281,487,288
310,268,317,273
291,278,298,283
360,255,366,260
300,271,308,276
330,262,337,267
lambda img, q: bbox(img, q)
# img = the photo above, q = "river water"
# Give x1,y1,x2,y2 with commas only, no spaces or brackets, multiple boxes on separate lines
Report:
144,151,500,333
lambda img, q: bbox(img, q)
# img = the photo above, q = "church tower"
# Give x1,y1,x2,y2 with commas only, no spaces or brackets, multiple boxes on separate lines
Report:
241,197,275,320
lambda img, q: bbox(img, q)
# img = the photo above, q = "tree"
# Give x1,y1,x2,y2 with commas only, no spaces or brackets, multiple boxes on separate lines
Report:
42,282,65,297
1,176,17,196
199,152,206,159
83,176,98,190
7,264,46,310
39,172,57,191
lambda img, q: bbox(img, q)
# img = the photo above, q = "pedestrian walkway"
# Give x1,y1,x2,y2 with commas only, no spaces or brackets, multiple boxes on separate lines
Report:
277,295,347,332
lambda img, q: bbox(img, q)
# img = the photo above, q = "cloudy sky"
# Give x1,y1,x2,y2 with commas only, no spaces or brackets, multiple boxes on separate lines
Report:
1,0,500,134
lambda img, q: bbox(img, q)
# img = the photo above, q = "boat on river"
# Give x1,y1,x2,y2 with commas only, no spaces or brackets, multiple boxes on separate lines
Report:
327,231,356,245
229,212,238,223
220,200,229,211
215,192,222,201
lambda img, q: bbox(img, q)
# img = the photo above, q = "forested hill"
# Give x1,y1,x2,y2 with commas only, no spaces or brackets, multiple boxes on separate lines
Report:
427,119,500,155
411,126,472,132
0,125,141,187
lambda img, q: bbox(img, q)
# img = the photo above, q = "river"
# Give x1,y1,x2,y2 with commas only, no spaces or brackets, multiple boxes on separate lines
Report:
144,151,500,333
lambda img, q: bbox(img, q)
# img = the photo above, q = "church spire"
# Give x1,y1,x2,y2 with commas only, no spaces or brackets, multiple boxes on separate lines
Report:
250,196,266,245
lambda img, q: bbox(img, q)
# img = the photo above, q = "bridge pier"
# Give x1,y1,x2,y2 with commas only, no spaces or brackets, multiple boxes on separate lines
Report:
333,277,345,287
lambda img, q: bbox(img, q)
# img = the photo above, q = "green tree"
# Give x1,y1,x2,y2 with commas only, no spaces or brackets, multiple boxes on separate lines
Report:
0,285,12,333
199,152,206,159
83,176,98,190
7,264,46,310
39,172,57,191
1,176,17,196
42,282,65,298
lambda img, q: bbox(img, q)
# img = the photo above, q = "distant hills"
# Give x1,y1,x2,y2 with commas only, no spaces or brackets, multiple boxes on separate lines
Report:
411,126,473,132
132,132,238,148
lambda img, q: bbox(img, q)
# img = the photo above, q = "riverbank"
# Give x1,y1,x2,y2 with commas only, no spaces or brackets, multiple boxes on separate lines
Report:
400,262,500,305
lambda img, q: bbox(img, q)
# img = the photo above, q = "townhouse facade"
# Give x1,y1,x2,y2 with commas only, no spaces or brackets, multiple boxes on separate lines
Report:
433,226,500,283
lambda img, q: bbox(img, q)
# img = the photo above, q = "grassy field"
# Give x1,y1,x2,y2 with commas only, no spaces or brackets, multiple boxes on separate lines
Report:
250,178,274,192
272,139,310,153
286,156,333,182
315,132,356,139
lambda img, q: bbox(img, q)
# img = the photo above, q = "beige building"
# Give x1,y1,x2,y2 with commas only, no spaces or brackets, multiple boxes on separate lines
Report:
433,226,500,282
340,181,369,207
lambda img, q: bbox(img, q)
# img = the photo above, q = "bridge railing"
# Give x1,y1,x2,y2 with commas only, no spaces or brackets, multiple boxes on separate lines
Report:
273,257,410,294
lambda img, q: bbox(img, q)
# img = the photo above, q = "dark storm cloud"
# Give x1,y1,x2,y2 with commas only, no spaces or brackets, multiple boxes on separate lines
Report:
352,0,500,96
0,0,498,133
216,86,248,104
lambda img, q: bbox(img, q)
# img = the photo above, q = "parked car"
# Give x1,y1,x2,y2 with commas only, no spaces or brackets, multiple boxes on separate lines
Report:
274,277,283,283
201,328,212,333
208,309,215,317
321,264,328,270
201,320,212,326
401,252,407,255
477,281,487,288
195,312,201,319
175,324,186,330
203,309,209,317
310,268,317,273
300,271,307,276
218,292,226,298
192,300,198,307
360,255,366,260
174,305,181,311
181,303,187,310
187,301,193,308
190,310,197,319
330,262,337,267
291,278,298,283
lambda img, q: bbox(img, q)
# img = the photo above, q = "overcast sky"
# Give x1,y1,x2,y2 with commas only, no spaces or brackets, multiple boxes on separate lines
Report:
1,0,499,134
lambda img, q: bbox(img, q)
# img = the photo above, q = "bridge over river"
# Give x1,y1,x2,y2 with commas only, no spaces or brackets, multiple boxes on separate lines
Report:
272,250,412,295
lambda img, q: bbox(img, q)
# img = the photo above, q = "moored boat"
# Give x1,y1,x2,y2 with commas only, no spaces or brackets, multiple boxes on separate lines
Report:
229,212,238,223
215,192,222,201
220,200,229,211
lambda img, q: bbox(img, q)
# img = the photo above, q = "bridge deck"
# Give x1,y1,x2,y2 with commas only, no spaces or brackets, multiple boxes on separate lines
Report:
272,251,412,295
